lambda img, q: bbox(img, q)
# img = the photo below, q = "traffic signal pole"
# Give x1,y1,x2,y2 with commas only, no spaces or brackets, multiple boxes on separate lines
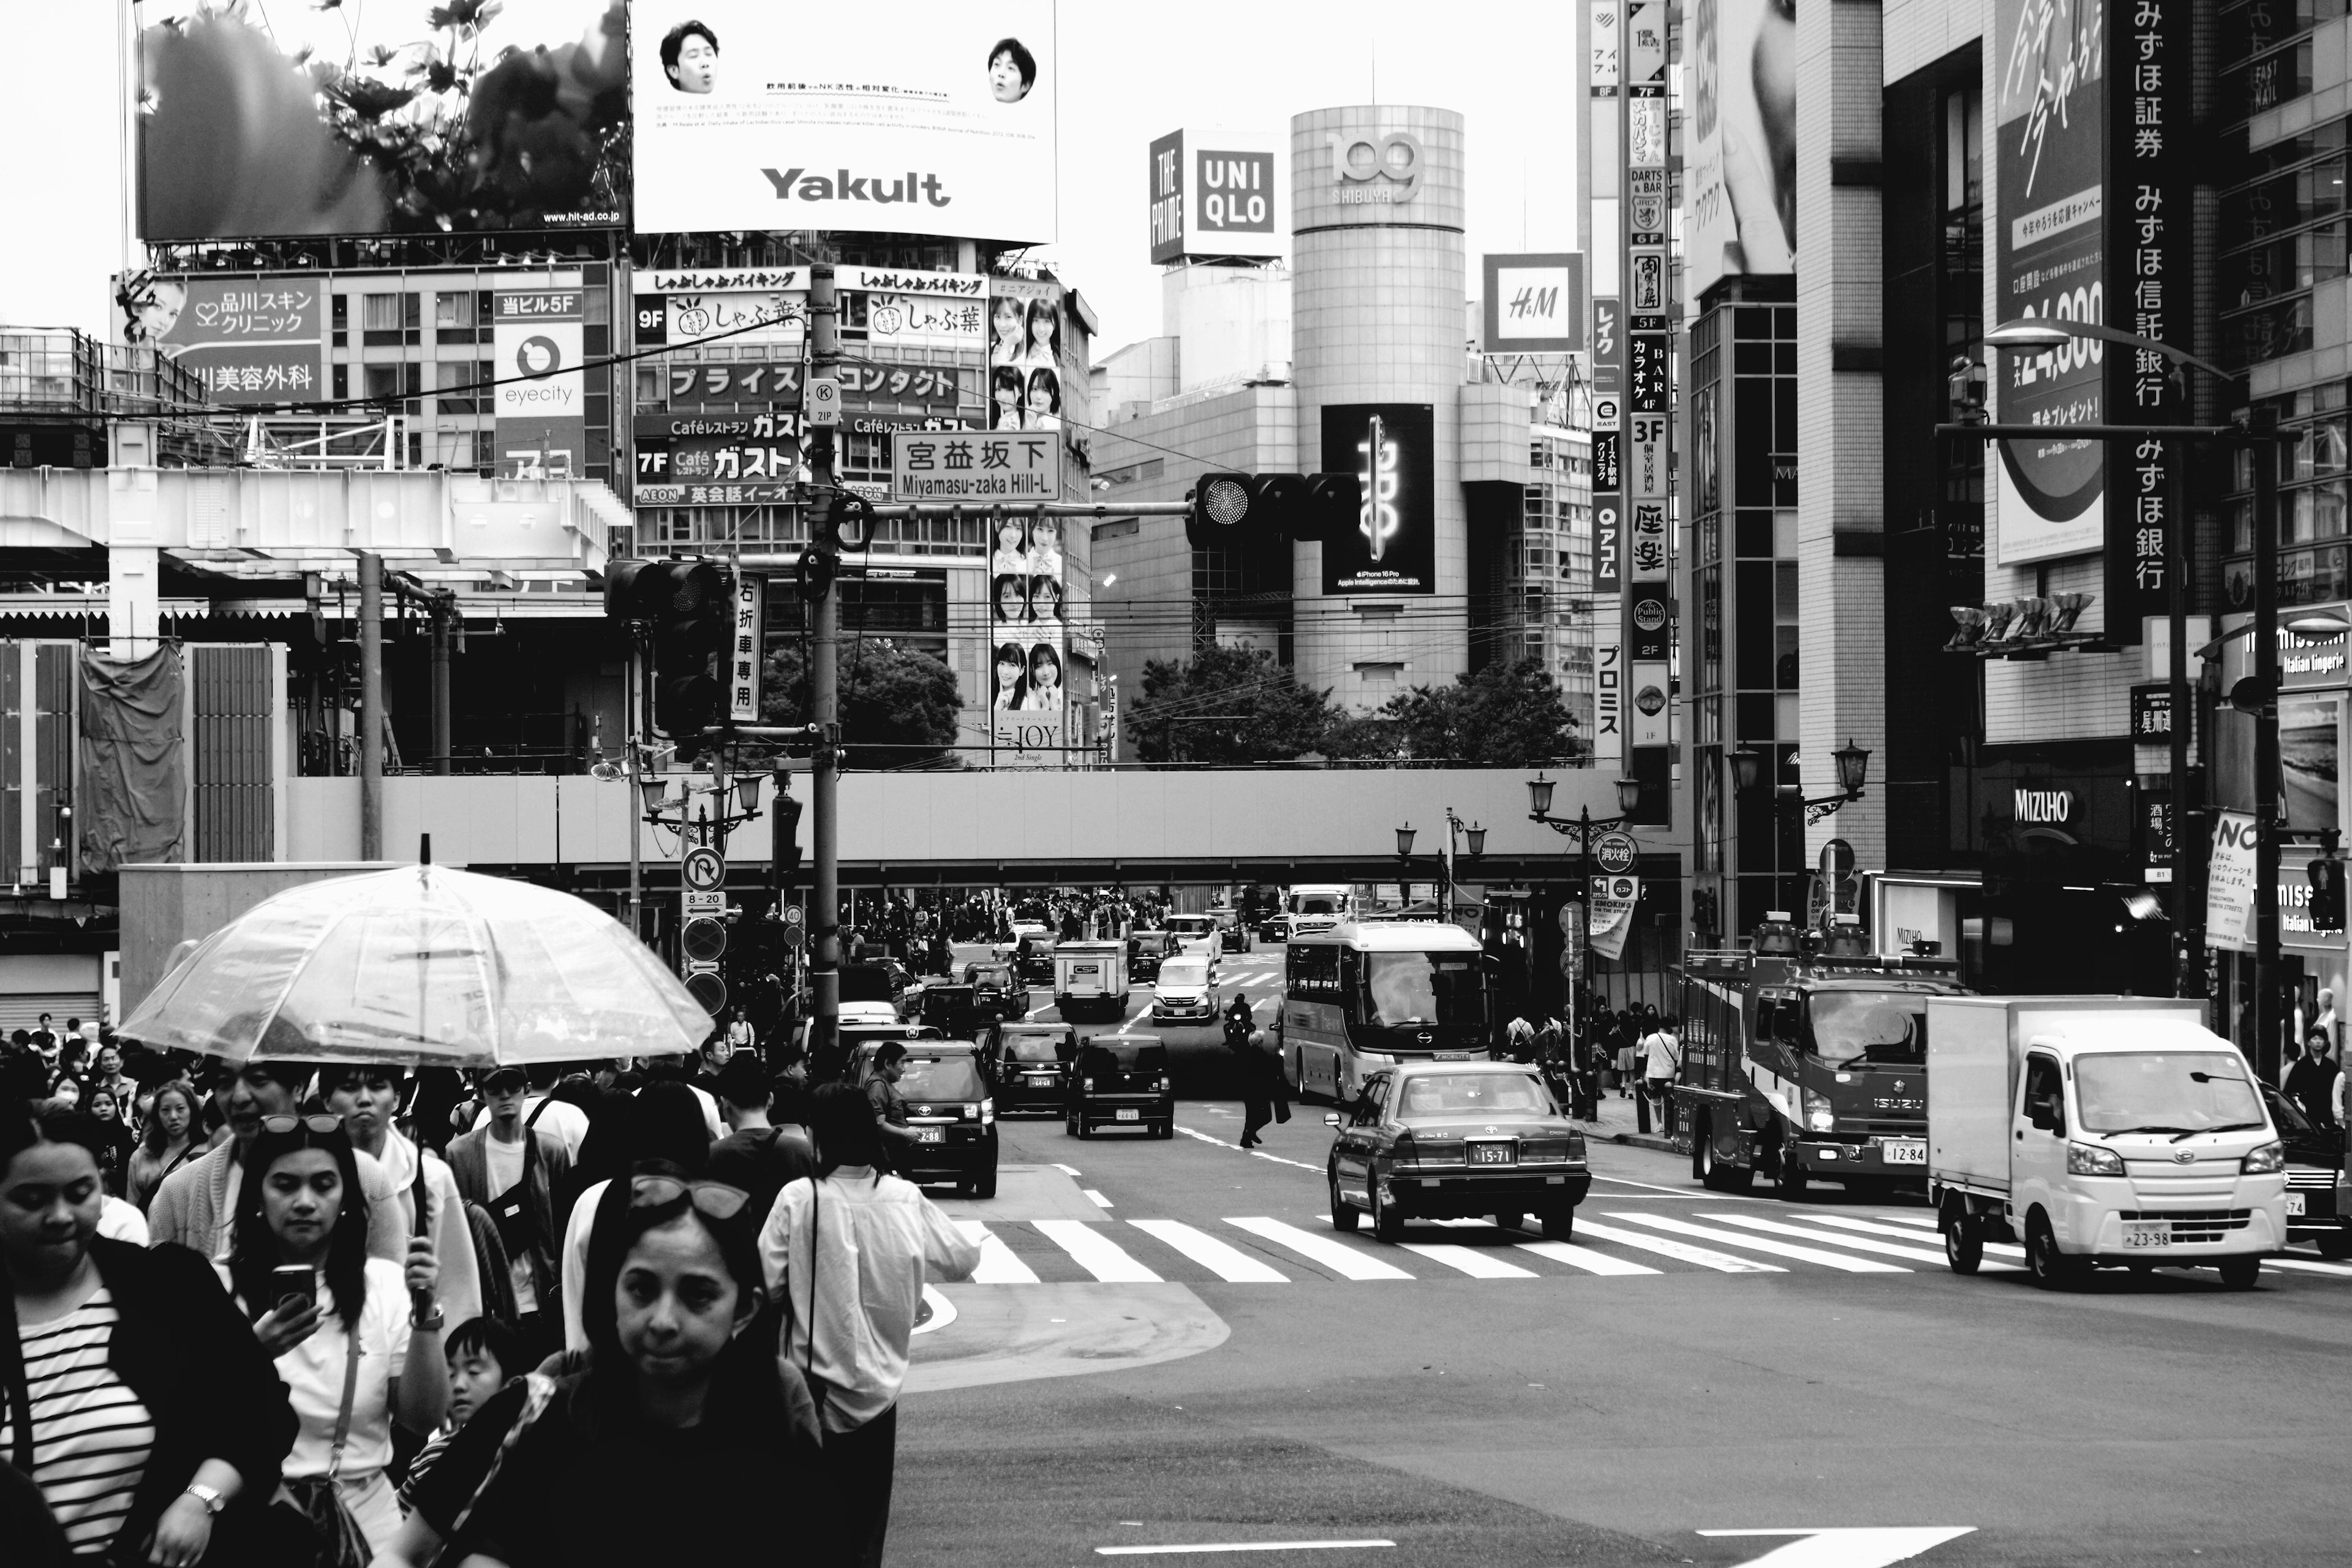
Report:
808,265,843,1066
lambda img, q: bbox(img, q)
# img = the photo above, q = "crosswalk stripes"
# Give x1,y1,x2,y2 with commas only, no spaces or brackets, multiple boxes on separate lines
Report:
1033,1219,1163,1283
1127,1219,1289,1283
1512,1238,1661,1276
1711,1212,2015,1270
1224,1216,1415,1280
1605,1212,1907,1272
953,1220,1042,1284
1397,1242,1540,1278
1567,1216,1785,1273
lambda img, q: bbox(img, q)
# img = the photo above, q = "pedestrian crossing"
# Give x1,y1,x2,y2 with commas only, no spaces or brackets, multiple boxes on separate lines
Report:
941,1207,2352,1287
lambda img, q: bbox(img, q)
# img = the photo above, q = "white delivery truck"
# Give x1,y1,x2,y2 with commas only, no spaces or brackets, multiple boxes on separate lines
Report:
1053,940,1130,1023
1926,995,2288,1289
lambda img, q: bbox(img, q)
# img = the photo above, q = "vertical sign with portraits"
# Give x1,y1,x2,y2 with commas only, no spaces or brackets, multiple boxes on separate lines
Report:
492,288,587,480
1319,404,1437,596
989,510,1069,763
987,276,1084,443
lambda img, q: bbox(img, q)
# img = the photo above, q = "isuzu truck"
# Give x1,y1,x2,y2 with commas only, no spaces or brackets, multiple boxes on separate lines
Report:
1926,996,2288,1289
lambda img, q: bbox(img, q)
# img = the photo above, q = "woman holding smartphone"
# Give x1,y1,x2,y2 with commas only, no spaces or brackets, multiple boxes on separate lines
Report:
219,1115,445,1556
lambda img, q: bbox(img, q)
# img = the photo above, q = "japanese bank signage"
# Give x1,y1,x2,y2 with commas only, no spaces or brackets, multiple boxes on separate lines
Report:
492,287,587,481
1319,404,1436,596
630,1,1059,243
115,273,322,405
1148,127,1286,263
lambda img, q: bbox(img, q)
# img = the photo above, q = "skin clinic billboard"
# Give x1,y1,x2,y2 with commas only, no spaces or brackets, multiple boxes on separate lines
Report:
1319,404,1436,597
631,1,1058,243
136,1,628,240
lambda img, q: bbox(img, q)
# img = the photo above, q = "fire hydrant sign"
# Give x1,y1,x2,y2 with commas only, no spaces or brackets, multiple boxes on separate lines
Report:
891,431,1061,501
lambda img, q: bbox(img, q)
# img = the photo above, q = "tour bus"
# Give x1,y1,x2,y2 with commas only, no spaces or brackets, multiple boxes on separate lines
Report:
1276,921,1496,1101
1284,884,1356,938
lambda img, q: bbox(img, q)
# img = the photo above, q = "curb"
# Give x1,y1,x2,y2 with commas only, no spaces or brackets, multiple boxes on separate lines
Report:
1602,1131,1681,1155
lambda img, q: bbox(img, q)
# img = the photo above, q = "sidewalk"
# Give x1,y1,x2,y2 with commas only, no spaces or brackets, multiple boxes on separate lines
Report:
1575,1085,1681,1156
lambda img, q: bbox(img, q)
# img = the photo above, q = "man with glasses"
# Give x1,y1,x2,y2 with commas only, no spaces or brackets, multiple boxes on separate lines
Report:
320,1064,483,1330
149,1060,408,1263
448,1066,572,1359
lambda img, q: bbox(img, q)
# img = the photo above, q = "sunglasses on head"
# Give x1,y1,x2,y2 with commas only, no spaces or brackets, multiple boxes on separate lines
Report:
628,1174,752,1221
258,1113,344,1137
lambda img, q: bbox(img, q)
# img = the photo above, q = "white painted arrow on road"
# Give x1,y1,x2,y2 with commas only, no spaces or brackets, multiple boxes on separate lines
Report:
1702,1528,1975,1568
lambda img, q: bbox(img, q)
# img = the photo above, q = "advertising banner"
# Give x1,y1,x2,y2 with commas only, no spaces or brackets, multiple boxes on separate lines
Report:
1630,582,1671,660
1480,254,1585,354
2206,810,2257,954
2278,692,2342,835
659,360,805,409
1684,0,1798,298
632,285,807,352
990,620,1068,764
1146,128,1286,263
1589,874,1641,960
727,571,764,724
838,364,970,413
1591,295,1623,396
1591,606,1624,768
1319,404,1436,596
492,288,587,480
848,280,989,354
987,511,1071,639
630,1,1058,243
1630,663,1670,746
635,413,804,505
987,276,1083,437
115,274,322,405
1993,0,2107,565
891,430,1061,501
137,2,628,241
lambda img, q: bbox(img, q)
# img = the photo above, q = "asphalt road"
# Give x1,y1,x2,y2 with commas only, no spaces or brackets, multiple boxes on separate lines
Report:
887,949,2352,1567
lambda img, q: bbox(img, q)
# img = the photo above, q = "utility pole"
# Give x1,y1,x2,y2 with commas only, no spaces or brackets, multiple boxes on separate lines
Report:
808,265,842,1066
358,551,384,859
430,595,453,777
2252,404,2282,1085
2168,454,2198,997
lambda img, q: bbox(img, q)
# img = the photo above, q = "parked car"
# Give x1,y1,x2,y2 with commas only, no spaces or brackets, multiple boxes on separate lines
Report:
1127,930,1178,984
1068,1039,1174,1138
1325,1061,1590,1241
989,1022,1077,1114
1151,956,1221,1024
2264,1084,2350,1257
963,961,1031,1019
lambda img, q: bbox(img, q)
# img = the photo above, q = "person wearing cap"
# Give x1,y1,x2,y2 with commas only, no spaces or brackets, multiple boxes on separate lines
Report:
148,1061,407,1265
320,1063,483,1330
447,1066,571,1358
464,1063,590,1163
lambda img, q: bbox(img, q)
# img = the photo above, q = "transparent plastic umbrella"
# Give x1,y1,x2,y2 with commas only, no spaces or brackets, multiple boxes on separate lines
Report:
118,864,710,1066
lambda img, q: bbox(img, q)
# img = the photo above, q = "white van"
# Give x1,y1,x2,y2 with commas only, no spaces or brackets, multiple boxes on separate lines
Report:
1928,996,2287,1289
1053,940,1130,1023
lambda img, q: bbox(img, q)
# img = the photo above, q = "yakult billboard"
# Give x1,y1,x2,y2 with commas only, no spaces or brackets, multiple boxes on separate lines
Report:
631,2,1058,243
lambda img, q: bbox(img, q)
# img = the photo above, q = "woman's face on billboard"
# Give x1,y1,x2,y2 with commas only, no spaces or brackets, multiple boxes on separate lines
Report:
995,647,1023,688
993,298,1024,344
997,579,1025,618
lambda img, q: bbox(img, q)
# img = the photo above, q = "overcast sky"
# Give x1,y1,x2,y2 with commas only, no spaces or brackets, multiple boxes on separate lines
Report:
0,1,1578,353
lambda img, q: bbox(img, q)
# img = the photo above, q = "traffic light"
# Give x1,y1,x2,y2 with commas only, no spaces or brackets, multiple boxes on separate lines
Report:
2309,856,2346,932
1186,472,1362,549
680,913,728,1014
771,785,804,896
605,559,729,761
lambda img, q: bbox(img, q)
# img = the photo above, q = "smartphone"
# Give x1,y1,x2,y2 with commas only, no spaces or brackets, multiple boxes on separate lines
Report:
270,1264,316,1316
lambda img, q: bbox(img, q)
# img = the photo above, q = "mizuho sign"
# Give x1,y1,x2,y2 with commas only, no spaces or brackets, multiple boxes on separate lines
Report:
2014,788,2073,824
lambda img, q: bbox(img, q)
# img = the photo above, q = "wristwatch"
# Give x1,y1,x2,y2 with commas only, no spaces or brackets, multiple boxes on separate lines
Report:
183,1482,225,1516
411,1302,445,1332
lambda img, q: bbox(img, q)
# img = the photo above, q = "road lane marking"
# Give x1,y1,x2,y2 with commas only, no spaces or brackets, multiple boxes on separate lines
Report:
1223,1217,1414,1280
1053,1163,1082,1176
1512,1239,1663,1276
1607,1213,1907,1272
1590,1172,1764,1201
1085,1189,1114,1208
1128,1219,1289,1282
1174,1124,1325,1173
1708,1213,1994,1267
1033,1219,1163,1283
1699,1526,1975,1568
2239,1254,2352,1276
1803,1215,2027,1262
952,1221,1042,1283
910,1284,957,1335
1570,1218,1785,1272
1398,1242,1539,1278
1096,1542,1395,1556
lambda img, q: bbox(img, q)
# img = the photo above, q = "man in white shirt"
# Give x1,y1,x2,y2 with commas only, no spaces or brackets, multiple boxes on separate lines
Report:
322,1065,483,1331
449,1067,572,1358
465,1065,590,1163
761,1083,979,1568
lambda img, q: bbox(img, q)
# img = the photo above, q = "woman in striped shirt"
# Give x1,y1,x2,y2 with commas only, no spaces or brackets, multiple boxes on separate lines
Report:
2,1109,295,1566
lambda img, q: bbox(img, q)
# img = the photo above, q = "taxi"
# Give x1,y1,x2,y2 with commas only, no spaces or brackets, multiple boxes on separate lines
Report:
856,1039,998,1199
1325,1060,1589,1242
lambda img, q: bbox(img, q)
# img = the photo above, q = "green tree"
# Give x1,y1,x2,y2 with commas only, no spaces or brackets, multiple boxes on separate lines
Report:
1127,646,1349,764
1376,657,1583,766
763,639,963,769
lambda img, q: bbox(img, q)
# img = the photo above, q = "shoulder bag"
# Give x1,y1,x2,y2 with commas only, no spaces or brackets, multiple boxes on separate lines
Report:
273,1332,371,1568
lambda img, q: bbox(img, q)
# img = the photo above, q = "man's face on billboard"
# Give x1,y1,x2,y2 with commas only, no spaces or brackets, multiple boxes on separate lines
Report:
669,32,717,94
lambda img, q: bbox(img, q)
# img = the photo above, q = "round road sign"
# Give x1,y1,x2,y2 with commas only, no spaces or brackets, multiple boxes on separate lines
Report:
682,846,725,892
1593,831,1638,876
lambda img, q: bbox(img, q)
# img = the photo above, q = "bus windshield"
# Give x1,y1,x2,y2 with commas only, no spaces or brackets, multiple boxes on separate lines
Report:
1361,951,1485,1028
1798,992,1928,1066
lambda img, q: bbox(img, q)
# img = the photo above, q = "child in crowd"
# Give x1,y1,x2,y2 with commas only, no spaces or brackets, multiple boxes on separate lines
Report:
399,1316,522,1502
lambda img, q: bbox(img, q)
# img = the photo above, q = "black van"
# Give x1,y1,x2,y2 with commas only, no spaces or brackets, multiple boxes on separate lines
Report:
1067,1040,1174,1139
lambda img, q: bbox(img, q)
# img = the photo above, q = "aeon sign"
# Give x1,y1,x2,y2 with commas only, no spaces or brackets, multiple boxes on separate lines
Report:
1329,131,1423,204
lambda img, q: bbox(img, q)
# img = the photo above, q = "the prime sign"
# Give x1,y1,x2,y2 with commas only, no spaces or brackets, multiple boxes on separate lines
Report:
1147,127,1285,265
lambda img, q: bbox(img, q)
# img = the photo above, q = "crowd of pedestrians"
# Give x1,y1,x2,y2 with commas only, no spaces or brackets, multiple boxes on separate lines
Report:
1,1027,978,1567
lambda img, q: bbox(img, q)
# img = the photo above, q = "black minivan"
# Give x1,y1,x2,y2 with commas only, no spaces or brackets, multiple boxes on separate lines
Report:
1067,1041,1175,1139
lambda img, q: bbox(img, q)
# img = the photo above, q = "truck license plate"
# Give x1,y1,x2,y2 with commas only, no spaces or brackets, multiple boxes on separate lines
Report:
918,1127,944,1144
1116,1109,1139,1121
1469,1142,1515,1166
2123,1221,2169,1248
1881,1140,1926,1166
2286,1193,2307,1217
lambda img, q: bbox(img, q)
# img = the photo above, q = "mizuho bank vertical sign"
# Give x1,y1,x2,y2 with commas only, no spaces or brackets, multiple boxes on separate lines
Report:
1319,404,1435,596
630,1,1059,243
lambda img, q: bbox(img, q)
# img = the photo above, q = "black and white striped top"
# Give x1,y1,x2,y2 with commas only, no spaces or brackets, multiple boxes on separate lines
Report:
1,1286,156,1556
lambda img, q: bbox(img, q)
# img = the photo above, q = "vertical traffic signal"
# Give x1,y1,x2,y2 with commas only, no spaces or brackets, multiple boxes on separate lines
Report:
2309,856,2345,932
605,559,729,760
680,910,728,1013
771,783,804,896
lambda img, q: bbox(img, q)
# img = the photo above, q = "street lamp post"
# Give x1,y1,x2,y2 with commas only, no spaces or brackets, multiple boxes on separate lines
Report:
1527,774,1644,1052
1730,740,1871,922
1945,317,2291,1074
